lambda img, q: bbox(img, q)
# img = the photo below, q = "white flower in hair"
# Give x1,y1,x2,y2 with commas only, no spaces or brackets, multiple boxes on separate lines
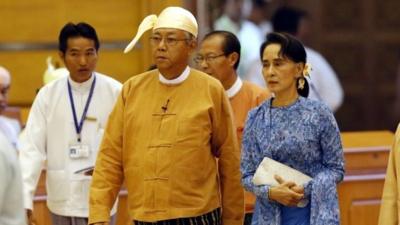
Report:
302,63,312,77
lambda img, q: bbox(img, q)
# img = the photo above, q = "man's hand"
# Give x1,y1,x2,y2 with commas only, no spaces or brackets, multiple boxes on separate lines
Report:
26,209,36,225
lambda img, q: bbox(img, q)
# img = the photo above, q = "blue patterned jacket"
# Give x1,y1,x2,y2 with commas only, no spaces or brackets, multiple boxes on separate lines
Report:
241,97,345,225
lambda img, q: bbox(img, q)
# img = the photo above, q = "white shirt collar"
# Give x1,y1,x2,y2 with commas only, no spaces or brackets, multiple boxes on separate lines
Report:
226,77,243,98
68,73,95,91
159,66,190,85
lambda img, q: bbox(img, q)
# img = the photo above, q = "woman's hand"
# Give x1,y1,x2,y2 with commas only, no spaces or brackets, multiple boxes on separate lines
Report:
291,183,305,195
268,175,304,206
275,175,305,194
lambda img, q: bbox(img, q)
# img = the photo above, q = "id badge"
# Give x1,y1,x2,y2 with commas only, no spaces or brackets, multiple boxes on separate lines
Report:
69,144,90,159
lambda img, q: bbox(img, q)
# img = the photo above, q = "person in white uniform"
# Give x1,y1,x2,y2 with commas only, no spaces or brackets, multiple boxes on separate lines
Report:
214,0,264,82
0,66,21,149
19,22,122,225
0,128,25,225
0,68,23,225
270,6,344,112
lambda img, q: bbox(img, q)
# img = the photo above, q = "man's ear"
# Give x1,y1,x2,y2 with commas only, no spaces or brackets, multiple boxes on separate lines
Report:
189,38,197,50
58,51,65,62
188,39,198,55
227,52,239,68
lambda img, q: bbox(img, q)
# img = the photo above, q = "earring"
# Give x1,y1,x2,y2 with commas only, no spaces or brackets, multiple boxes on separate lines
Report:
297,77,305,90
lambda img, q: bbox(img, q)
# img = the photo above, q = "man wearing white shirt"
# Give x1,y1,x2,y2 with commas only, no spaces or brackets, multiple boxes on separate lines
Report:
19,22,122,225
271,6,344,112
0,66,21,149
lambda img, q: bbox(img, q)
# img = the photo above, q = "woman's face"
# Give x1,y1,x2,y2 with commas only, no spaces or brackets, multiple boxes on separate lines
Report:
261,43,302,96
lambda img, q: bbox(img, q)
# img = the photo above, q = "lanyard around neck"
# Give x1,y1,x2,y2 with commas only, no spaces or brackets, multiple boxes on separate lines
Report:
67,75,96,142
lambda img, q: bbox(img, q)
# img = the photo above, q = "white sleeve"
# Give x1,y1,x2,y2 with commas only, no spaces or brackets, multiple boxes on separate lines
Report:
310,54,344,112
0,151,10,210
19,90,47,210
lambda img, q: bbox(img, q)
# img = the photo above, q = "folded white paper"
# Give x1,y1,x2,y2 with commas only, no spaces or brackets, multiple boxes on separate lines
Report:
253,157,312,186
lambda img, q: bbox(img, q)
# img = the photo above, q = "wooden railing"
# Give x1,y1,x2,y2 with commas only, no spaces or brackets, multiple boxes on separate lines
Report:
338,130,393,225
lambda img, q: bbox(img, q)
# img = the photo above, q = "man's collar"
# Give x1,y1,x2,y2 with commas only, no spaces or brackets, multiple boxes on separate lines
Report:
159,66,190,85
68,73,95,91
226,76,242,98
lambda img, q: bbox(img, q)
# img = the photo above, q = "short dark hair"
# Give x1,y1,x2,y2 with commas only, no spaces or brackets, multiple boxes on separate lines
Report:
252,0,268,8
203,30,241,70
271,7,308,35
260,32,309,97
58,22,100,54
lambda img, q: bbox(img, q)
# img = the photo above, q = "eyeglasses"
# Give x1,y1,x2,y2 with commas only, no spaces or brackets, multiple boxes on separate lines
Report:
149,36,190,47
193,54,226,64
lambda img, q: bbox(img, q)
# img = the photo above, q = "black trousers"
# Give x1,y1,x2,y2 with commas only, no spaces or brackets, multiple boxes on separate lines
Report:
134,208,221,225
244,213,253,225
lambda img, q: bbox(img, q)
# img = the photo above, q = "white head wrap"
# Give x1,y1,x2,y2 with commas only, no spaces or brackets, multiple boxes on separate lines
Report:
0,66,11,85
124,6,198,53
43,57,69,85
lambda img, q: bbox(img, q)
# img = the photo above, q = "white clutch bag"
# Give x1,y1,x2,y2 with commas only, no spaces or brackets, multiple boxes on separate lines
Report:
252,157,312,207
253,157,312,186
